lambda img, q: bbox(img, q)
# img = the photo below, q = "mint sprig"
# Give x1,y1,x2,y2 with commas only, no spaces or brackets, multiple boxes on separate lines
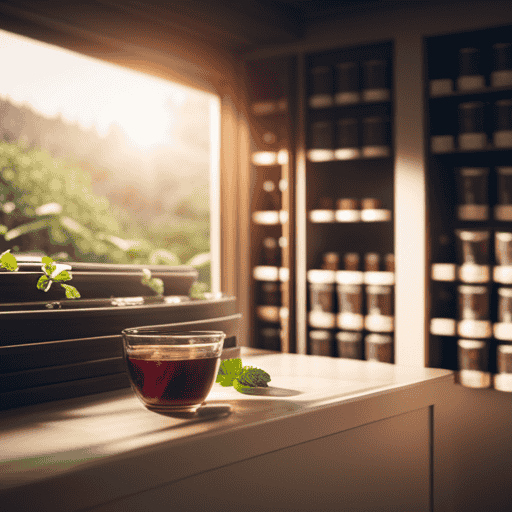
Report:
216,358,271,393
1,250,18,272
141,268,164,296
37,256,80,298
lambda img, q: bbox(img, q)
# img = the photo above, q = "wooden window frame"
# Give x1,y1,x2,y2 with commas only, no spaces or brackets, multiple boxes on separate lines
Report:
0,1,251,346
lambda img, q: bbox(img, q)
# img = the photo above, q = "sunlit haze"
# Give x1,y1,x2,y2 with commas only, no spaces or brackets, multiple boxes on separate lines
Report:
0,28,207,149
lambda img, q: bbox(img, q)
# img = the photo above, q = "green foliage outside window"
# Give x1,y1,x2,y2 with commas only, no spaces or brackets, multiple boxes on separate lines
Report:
0,141,211,291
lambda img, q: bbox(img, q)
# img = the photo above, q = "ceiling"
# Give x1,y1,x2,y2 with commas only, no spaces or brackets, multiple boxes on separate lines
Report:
165,0,450,52
271,0,414,21
0,0,458,56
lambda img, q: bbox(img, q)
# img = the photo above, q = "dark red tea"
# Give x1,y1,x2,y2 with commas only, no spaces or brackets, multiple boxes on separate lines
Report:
126,352,220,408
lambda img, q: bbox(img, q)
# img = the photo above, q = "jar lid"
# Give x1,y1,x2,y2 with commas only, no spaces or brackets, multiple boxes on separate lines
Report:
459,167,488,176
458,339,487,349
337,198,359,210
458,285,487,294
496,232,512,242
323,252,340,263
366,285,392,294
498,344,512,354
361,198,382,210
365,333,392,343
498,287,512,297
336,331,362,342
497,167,512,175
337,284,362,293
456,230,490,241
309,330,332,340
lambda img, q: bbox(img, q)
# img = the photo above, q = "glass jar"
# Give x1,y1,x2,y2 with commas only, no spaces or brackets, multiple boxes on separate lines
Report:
457,47,485,91
309,329,333,356
309,66,333,108
365,333,393,363
457,167,489,221
335,62,360,105
458,101,487,150
457,339,491,389
336,331,363,360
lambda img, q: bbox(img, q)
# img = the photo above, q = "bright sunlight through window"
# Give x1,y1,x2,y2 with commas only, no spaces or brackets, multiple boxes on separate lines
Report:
0,29,220,293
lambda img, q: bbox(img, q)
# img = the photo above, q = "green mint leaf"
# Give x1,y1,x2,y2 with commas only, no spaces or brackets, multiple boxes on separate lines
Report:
42,258,57,276
37,275,52,292
52,269,72,282
141,269,164,296
216,358,243,387
233,378,255,394
61,283,81,299
148,277,164,296
190,281,208,300
237,366,271,388
1,250,18,271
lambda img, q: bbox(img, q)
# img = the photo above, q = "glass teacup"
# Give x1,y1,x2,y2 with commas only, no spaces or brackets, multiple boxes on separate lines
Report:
122,328,226,413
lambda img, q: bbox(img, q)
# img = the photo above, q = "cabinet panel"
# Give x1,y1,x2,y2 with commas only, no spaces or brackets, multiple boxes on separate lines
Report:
90,407,431,512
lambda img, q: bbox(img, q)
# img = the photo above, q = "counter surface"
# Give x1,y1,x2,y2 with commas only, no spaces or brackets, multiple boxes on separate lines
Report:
0,349,453,511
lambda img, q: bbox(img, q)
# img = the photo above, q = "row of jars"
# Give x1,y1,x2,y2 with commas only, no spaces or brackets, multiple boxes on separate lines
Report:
430,43,512,95
433,230,512,284
308,59,391,108
431,99,512,152
309,197,391,223
309,329,393,363
315,251,394,273
257,325,394,364
309,282,393,332
431,284,512,338
308,117,390,161
309,252,395,333
455,166,512,221
457,339,512,391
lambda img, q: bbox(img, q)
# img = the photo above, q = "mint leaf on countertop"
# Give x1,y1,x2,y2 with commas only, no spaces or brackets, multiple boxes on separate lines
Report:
216,358,271,392
216,357,243,387
237,366,270,388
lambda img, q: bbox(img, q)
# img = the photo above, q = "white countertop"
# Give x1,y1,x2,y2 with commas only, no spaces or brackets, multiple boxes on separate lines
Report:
0,349,453,512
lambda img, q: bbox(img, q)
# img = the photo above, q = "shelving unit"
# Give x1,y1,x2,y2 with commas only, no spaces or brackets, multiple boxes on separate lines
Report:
245,42,396,363
245,56,297,353
304,41,395,361
241,7,512,510
425,24,512,390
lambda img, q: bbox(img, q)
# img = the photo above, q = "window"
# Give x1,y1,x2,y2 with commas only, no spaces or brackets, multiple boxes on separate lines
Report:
0,27,221,294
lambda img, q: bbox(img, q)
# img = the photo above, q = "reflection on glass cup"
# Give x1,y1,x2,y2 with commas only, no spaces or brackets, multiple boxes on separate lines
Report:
122,328,225,413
